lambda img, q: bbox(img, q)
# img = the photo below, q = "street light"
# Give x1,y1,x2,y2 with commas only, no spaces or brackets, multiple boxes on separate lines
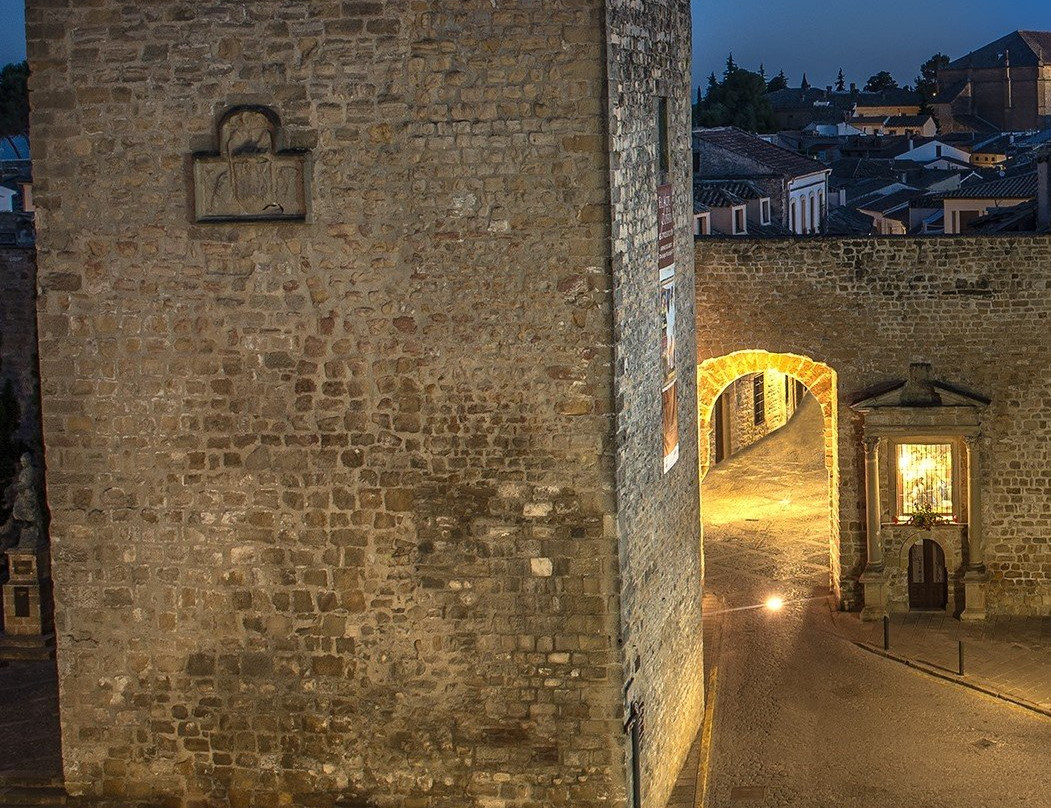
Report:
765,595,785,611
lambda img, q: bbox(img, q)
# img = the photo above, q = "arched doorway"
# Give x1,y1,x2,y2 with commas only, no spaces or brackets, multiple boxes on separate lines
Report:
907,539,948,610
697,350,840,599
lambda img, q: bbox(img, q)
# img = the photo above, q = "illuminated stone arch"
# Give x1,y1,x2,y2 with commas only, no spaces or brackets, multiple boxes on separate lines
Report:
697,349,841,598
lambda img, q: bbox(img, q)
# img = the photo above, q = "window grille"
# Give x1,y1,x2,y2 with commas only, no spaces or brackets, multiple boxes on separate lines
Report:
897,443,953,519
753,374,765,425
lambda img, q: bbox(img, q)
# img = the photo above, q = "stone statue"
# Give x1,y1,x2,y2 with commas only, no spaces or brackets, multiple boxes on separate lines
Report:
9,453,43,550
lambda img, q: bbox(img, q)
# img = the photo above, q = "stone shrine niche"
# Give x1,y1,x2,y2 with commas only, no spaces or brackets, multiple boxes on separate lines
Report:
193,106,310,222
850,364,991,621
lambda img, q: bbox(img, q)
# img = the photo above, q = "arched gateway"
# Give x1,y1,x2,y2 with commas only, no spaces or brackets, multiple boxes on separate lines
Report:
697,350,841,599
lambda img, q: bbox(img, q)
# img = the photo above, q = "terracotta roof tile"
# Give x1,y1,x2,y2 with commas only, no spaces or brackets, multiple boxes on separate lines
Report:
693,126,829,180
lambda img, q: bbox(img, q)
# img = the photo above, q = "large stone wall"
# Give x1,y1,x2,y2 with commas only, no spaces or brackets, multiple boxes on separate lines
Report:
26,2,667,805
696,237,1051,616
607,2,702,807
938,65,1048,131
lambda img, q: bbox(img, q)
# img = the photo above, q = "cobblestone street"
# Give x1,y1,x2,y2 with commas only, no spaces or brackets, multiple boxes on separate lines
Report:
698,397,1051,808
0,659,61,777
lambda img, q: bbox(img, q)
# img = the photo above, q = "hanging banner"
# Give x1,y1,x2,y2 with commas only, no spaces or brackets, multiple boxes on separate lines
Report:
658,183,679,473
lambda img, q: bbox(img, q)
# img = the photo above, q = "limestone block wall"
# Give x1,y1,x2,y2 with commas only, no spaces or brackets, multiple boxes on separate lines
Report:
707,370,795,467
607,2,702,807
28,2,652,805
696,237,1051,615
938,65,1048,131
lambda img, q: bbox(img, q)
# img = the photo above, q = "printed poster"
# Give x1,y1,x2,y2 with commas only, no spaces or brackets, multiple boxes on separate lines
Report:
658,183,679,473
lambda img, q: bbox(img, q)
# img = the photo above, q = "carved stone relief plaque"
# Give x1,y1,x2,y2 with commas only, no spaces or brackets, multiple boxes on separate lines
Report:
193,106,309,222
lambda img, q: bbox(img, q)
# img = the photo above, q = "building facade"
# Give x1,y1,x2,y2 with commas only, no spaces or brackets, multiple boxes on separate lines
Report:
695,238,1051,617
936,30,1051,132
27,2,702,806
708,370,806,466
693,127,830,234
21,3,1051,808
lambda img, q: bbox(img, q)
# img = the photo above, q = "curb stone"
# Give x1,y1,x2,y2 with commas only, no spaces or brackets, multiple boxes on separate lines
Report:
853,641,1051,718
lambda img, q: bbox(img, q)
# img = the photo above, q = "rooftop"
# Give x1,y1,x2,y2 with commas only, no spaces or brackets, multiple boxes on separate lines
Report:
824,206,875,236
766,87,922,113
694,179,768,201
946,30,1051,71
885,115,934,128
938,174,1038,200
693,126,829,180
855,188,924,215
693,185,747,209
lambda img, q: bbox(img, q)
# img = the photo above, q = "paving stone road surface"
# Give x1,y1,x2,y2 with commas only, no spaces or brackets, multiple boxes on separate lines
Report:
0,659,61,777
700,397,1051,808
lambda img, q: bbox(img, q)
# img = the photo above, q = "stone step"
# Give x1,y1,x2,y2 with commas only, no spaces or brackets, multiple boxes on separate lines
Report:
0,772,65,789
0,634,56,662
0,785,67,806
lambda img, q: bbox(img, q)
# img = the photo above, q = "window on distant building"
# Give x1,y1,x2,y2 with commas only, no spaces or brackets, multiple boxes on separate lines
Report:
733,207,746,234
896,443,955,520
753,374,766,425
760,198,771,224
657,96,670,179
694,213,710,236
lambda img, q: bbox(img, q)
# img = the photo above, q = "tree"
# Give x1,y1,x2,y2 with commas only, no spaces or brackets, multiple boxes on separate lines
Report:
863,71,899,92
759,63,766,79
835,68,846,92
766,69,788,93
915,52,950,105
724,53,739,80
0,61,29,158
800,73,811,91
695,67,777,133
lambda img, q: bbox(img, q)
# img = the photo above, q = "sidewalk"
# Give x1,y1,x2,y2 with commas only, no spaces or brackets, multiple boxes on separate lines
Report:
828,608,1051,713
664,590,729,808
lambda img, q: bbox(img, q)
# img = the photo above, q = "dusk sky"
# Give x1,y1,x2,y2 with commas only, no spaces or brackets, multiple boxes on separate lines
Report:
694,0,1051,92
2,1,1051,93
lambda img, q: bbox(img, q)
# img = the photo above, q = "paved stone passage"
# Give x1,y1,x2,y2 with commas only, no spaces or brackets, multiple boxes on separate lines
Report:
0,660,62,777
700,397,1051,808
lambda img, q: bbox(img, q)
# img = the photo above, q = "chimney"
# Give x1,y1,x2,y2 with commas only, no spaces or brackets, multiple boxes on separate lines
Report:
850,82,857,93
1037,145,1050,230
1004,48,1013,126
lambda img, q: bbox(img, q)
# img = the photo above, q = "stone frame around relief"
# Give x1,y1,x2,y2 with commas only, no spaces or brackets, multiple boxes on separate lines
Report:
192,105,311,223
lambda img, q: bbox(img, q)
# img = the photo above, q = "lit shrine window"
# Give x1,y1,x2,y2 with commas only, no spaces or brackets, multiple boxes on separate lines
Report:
896,443,953,520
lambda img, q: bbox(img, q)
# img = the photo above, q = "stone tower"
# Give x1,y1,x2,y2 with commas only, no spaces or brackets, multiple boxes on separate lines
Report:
28,2,702,807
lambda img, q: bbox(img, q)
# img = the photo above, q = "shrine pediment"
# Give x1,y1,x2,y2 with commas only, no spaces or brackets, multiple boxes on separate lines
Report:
850,363,990,412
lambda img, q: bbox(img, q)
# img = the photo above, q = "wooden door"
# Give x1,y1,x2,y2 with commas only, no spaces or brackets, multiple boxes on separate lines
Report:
908,539,947,610
714,391,728,464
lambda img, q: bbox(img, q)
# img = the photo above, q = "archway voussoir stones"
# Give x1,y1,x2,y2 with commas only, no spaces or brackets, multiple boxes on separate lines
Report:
697,349,842,599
